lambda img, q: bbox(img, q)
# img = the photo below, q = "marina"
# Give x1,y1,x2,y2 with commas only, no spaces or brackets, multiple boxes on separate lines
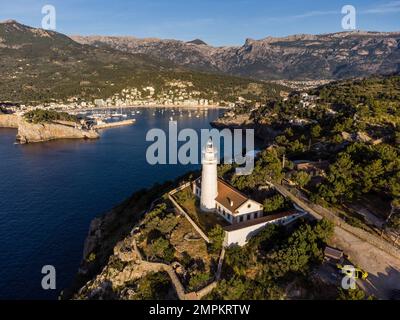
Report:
94,119,136,129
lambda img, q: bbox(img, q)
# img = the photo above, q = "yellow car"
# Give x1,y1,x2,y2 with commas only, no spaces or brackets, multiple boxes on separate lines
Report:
337,264,368,280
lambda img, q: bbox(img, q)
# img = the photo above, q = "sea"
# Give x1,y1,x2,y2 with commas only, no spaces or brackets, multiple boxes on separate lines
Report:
0,107,223,299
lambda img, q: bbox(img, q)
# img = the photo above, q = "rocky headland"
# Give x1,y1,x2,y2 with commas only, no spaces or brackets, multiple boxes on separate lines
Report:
62,179,185,300
16,120,99,144
0,113,19,128
0,113,99,143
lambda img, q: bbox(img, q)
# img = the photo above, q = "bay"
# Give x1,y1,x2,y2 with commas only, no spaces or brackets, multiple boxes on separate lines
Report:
0,107,222,299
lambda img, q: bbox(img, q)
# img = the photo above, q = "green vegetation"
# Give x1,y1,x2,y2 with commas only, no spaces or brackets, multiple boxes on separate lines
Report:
188,272,211,292
316,143,400,205
337,287,371,300
291,171,311,188
208,219,334,300
138,204,177,263
24,109,78,124
0,22,285,105
245,75,400,220
208,225,225,253
263,194,286,213
135,198,218,293
173,187,229,233
230,149,284,192
132,272,173,300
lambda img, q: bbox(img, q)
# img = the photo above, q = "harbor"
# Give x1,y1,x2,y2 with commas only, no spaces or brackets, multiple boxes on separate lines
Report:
94,119,136,129
71,106,218,129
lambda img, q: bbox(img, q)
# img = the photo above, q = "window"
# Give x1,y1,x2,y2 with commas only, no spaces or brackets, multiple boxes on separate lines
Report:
240,216,244,222
247,214,251,220
248,204,251,208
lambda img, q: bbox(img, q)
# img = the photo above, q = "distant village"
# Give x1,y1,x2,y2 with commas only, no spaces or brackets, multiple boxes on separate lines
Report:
1,80,244,114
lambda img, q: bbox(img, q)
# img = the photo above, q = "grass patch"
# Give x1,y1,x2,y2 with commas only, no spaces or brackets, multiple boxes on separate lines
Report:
173,187,229,234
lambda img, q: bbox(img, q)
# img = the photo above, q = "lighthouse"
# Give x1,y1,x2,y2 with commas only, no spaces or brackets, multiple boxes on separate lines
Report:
200,139,218,212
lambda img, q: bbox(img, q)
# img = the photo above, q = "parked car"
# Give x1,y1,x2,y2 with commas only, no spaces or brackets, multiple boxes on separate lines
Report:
337,264,368,280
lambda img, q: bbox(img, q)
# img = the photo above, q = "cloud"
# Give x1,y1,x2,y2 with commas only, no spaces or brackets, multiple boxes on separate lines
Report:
260,1,400,23
291,10,339,19
362,1,400,14
261,10,339,23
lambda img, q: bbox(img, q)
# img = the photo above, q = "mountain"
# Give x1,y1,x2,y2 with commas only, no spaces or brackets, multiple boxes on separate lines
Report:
187,39,208,45
72,31,400,81
0,20,285,105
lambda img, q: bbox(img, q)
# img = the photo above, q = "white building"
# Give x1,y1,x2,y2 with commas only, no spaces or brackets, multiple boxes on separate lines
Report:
193,140,306,246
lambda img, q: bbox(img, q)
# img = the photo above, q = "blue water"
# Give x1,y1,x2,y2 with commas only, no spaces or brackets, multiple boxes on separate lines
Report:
0,108,222,299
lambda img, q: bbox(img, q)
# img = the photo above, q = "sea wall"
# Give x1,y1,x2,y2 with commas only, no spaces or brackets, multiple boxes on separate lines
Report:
0,114,20,128
16,120,99,144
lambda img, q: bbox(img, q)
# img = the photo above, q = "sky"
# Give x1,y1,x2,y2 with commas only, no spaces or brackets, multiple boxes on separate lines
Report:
0,0,399,46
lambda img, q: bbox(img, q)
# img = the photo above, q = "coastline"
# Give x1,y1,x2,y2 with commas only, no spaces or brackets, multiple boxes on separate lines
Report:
70,104,230,113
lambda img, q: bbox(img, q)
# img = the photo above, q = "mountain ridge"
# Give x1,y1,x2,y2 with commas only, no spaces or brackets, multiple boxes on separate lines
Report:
0,20,285,105
71,30,400,81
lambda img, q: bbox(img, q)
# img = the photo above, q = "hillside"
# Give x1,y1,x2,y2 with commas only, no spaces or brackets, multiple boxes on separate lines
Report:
217,74,400,220
72,31,400,81
0,20,285,105
64,74,400,301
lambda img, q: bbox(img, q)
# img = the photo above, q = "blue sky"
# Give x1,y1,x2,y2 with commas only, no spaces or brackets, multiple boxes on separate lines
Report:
1,0,399,46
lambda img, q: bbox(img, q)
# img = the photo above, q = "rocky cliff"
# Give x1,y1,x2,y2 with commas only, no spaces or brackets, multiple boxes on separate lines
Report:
0,113,19,128
72,31,400,80
16,120,99,144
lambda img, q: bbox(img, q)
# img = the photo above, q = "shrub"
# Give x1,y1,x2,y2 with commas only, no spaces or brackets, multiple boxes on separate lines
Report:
263,194,285,213
208,225,225,253
24,109,78,124
188,272,211,291
147,237,175,263
134,272,172,300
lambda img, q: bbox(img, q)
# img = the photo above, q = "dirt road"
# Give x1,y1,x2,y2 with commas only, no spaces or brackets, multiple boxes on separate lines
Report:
331,227,400,299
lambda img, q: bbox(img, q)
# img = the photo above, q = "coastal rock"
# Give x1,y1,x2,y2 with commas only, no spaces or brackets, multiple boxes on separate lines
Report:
16,120,99,144
82,217,103,260
0,114,19,128
75,236,152,299
211,113,254,129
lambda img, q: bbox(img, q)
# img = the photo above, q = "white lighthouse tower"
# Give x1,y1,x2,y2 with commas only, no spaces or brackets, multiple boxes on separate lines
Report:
200,139,218,212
